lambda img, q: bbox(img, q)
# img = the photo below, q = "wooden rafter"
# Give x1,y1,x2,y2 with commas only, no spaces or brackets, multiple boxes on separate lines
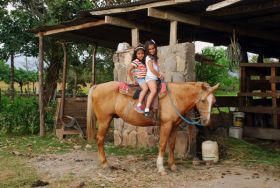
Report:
90,0,195,16
206,0,242,11
207,0,280,16
148,8,280,42
37,20,106,36
104,16,166,36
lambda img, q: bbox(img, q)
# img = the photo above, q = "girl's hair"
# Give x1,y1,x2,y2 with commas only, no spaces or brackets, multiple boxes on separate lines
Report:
145,39,158,61
132,44,145,64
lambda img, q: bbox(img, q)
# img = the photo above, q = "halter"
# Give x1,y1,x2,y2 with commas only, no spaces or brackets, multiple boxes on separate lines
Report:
165,82,208,127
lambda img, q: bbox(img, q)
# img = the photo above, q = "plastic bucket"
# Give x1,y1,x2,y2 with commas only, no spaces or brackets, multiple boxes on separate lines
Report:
229,127,243,139
202,141,219,163
233,112,245,127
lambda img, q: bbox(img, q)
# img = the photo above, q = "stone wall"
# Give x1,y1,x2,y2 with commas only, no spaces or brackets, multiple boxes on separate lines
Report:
113,42,196,158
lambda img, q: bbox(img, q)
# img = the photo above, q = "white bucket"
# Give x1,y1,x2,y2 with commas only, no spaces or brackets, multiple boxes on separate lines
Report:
233,112,245,127
229,126,243,139
202,141,219,163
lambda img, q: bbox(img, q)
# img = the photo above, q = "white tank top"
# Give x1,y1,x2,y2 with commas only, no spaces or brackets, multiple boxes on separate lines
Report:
145,55,159,80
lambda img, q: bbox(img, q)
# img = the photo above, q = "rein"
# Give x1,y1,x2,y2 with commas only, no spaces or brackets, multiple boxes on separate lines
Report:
165,82,206,127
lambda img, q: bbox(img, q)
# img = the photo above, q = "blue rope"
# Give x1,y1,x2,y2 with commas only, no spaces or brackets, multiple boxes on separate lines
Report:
164,82,205,127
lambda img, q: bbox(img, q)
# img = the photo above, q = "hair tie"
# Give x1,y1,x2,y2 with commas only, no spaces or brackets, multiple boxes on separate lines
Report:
151,39,156,44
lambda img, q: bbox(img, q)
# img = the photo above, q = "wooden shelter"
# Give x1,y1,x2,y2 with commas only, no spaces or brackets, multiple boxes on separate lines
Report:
31,0,280,140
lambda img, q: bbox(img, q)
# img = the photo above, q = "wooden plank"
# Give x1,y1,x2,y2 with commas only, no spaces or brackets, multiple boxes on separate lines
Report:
169,21,178,45
239,92,280,98
148,8,280,42
90,0,193,16
38,32,45,137
37,20,106,36
238,106,280,114
206,0,242,11
240,63,280,67
104,16,166,36
207,0,280,16
244,127,280,140
131,28,139,47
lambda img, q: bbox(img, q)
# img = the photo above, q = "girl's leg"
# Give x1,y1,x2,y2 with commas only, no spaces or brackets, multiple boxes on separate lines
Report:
145,80,157,113
138,83,148,104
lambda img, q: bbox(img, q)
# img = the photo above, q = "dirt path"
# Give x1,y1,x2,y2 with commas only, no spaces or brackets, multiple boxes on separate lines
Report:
28,150,280,188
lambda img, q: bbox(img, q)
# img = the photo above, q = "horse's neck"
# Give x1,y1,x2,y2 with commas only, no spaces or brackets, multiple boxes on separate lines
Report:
169,83,200,113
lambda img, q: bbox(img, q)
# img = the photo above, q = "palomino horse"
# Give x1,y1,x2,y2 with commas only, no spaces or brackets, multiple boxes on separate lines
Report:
87,81,219,175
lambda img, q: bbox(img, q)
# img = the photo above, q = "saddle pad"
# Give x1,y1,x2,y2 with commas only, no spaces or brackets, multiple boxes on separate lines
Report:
118,82,167,98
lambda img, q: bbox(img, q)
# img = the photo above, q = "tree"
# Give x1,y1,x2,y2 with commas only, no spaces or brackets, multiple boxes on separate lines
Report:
0,7,35,98
196,47,239,93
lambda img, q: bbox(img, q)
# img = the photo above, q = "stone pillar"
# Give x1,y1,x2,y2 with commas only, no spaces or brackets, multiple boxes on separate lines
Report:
113,42,196,153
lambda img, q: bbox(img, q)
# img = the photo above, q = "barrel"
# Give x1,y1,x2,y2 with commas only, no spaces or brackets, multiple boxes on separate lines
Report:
202,141,219,163
233,112,245,127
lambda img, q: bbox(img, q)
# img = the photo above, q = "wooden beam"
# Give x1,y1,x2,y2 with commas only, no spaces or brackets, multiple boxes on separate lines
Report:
131,28,139,47
90,0,194,16
104,16,166,36
37,20,106,36
91,44,97,85
60,42,68,122
243,13,280,24
208,0,280,16
206,0,242,11
38,32,45,137
169,21,178,45
148,8,280,42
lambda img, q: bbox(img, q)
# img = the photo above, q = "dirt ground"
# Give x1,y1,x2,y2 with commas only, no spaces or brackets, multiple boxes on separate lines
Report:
28,149,280,188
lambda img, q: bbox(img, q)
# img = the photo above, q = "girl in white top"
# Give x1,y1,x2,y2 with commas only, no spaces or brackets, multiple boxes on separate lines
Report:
144,40,164,117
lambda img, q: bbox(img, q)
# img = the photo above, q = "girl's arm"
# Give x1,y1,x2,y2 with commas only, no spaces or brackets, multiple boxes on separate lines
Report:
127,64,136,83
147,60,163,79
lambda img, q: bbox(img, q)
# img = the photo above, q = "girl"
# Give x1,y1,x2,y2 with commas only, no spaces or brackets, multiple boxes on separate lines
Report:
144,40,163,117
127,44,149,113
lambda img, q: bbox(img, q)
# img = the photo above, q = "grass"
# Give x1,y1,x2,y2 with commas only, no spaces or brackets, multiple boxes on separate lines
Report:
105,143,158,156
224,137,280,167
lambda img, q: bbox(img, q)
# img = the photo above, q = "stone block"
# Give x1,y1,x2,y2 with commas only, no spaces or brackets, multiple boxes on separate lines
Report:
172,72,185,82
164,56,177,72
128,130,137,147
122,130,130,146
114,118,124,132
176,56,186,72
174,130,189,158
123,123,136,133
114,130,122,146
147,135,159,147
117,66,127,81
113,53,119,63
137,127,149,148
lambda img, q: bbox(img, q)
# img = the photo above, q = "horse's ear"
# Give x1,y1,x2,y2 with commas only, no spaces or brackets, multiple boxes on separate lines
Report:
211,83,220,92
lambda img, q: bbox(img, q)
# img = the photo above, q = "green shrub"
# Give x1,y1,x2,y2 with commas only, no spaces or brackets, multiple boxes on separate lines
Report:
0,96,54,135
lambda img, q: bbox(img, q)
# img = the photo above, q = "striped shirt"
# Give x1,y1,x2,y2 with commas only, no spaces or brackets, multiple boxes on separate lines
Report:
131,59,147,79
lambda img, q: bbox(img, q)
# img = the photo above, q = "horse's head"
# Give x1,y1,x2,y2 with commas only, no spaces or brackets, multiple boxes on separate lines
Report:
195,83,219,125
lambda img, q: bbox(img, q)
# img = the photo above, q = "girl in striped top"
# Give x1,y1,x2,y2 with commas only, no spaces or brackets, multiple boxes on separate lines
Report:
127,44,148,113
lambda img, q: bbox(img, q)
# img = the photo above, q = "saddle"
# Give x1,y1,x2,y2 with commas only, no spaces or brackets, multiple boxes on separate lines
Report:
118,81,167,125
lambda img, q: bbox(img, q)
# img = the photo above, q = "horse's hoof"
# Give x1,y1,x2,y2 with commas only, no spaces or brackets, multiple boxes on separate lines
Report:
158,170,168,176
169,164,177,172
101,162,109,169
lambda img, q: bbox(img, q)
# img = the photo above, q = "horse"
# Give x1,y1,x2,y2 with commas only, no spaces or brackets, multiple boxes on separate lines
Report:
87,81,219,175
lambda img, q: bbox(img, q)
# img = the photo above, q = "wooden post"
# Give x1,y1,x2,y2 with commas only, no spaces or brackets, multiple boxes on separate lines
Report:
38,32,45,137
60,43,68,121
271,67,278,128
91,44,97,85
169,21,177,45
131,28,139,47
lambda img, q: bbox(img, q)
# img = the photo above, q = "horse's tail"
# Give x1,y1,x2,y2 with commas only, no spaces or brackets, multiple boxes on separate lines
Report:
87,85,97,143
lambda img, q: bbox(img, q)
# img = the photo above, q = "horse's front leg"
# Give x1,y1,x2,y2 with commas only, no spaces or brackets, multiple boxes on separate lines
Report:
168,125,177,172
157,122,173,175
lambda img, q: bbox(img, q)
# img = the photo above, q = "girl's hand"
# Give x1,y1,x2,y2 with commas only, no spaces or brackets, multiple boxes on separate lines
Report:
133,80,138,85
158,74,164,80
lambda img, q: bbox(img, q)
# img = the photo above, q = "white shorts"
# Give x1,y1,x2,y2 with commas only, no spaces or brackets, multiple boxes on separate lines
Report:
145,75,158,83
